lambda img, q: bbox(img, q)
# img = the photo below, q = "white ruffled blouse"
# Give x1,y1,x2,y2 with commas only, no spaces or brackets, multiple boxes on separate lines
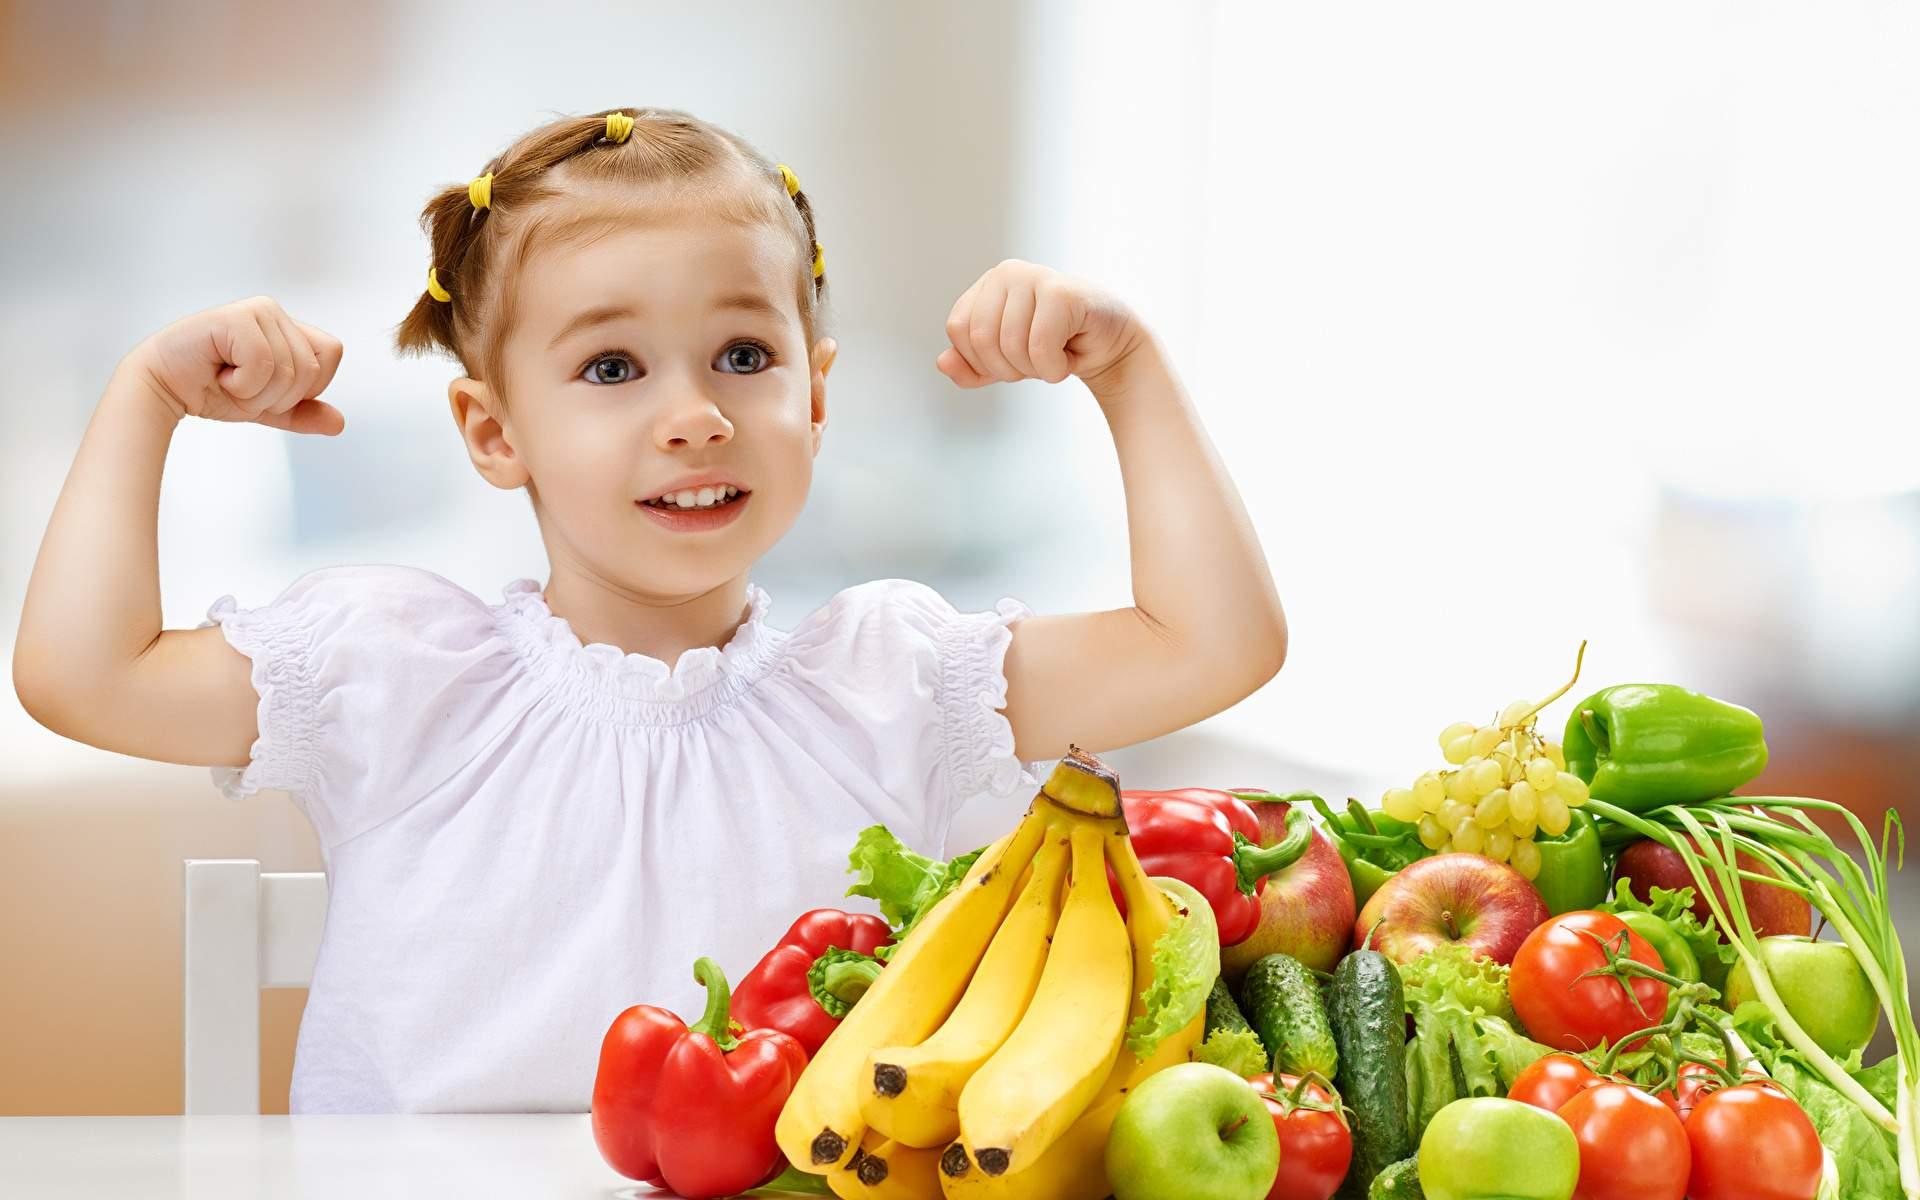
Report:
199,565,1045,1114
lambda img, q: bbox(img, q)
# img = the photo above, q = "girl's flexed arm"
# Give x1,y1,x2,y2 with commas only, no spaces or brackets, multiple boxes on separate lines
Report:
937,260,1288,763
13,296,345,767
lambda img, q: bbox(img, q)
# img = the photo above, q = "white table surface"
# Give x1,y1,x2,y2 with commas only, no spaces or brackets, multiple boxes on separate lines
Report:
0,1114,709,1199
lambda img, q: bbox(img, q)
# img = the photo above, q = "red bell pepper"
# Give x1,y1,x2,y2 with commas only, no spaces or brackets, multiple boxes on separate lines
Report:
730,909,892,1056
1109,787,1313,946
590,956,808,1199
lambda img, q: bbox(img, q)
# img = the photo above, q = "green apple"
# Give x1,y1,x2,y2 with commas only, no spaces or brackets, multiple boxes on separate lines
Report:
1106,1063,1280,1200
1726,935,1880,1059
1417,1097,1577,1200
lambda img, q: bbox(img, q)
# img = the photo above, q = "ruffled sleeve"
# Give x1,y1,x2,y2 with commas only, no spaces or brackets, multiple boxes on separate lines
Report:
199,564,511,850
787,578,1053,854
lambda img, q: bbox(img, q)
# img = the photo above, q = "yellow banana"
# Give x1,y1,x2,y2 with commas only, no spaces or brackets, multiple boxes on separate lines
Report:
936,1009,1204,1200
862,833,1072,1148
937,826,1207,1200
777,805,1053,1174
951,819,1132,1177
828,1129,944,1200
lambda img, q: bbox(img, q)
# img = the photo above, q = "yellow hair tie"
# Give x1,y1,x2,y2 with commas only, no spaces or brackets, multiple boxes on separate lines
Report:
777,163,801,197
467,172,493,211
605,112,635,144
812,242,825,279
426,267,451,303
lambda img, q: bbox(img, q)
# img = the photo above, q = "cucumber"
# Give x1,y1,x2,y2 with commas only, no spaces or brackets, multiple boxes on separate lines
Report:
1205,975,1256,1040
1329,950,1413,1200
1367,1156,1424,1200
1239,953,1338,1079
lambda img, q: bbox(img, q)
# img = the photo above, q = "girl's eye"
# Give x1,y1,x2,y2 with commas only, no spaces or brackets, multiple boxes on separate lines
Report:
719,340,777,374
582,353,636,386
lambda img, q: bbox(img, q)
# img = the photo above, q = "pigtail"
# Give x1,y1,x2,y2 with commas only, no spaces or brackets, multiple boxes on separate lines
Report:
790,184,827,301
392,161,500,362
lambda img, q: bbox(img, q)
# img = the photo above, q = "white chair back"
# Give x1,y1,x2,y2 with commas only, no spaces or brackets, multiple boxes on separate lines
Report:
182,858,327,1114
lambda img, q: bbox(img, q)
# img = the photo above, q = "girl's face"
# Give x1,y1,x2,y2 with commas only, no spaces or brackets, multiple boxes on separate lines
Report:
451,204,833,600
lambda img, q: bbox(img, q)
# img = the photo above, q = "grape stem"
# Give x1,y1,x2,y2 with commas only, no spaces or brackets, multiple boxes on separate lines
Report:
1507,639,1589,730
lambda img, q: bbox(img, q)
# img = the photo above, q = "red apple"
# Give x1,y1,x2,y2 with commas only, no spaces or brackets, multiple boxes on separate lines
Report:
1220,795,1357,985
1355,853,1550,966
1614,838,1811,938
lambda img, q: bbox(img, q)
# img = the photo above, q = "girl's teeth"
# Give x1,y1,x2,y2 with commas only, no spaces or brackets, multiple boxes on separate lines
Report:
652,485,739,509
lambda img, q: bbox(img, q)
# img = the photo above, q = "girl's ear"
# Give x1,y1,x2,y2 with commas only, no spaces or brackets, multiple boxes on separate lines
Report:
448,376,532,490
809,337,835,453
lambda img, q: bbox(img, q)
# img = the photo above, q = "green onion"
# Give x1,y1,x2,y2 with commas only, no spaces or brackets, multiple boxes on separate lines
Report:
1585,794,1919,1199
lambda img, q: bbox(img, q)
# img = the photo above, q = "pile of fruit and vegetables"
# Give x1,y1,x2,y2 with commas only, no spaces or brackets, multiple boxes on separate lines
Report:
589,648,1918,1200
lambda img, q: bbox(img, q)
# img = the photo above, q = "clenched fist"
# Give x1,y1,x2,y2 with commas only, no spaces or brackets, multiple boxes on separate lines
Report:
130,295,345,435
936,259,1143,390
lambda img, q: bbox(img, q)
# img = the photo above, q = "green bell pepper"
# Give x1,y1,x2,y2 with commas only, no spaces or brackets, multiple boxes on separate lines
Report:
1310,796,1430,907
1529,810,1608,916
1562,683,1768,812
1612,909,1701,984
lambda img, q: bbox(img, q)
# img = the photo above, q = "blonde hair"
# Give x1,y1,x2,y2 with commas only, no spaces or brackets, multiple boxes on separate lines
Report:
392,106,828,407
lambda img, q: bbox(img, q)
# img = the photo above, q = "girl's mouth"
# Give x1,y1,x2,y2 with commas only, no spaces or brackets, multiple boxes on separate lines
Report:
636,489,750,531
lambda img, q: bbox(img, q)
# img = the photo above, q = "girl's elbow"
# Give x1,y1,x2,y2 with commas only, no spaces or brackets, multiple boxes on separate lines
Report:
1255,610,1288,684
1211,632,1286,711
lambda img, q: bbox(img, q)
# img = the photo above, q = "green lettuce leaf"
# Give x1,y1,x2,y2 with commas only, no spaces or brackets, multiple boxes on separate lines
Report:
1854,1054,1901,1111
1125,876,1220,1057
844,825,942,925
1597,877,1739,987
1398,940,1517,1025
843,826,985,960
1479,1014,1555,1084
1403,982,1554,1140
1193,1027,1271,1078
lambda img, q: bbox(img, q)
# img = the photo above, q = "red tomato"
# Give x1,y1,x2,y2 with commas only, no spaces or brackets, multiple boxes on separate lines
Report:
1653,1059,1775,1121
1250,1072,1352,1200
1510,911,1670,1052
1653,1061,1717,1121
1508,1053,1604,1113
1557,1082,1690,1200
1685,1083,1823,1200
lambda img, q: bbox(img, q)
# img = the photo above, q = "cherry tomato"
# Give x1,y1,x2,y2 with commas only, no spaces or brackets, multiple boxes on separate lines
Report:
1510,911,1670,1052
1653,1061,1717,1121
1685,1083,1823,1200
1557,1082,1690,1200
1250,1072,1352,1200
1508,1053,1604,1113
1652,1059,1775,1121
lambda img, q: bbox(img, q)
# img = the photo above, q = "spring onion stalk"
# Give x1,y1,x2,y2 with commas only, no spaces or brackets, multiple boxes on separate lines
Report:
1584,795,1919,1199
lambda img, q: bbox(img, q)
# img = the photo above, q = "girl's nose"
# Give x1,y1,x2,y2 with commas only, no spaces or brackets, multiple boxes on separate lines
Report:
655,392,734,449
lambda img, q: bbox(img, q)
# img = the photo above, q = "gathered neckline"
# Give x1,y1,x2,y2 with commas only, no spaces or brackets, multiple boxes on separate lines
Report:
493,578,789,724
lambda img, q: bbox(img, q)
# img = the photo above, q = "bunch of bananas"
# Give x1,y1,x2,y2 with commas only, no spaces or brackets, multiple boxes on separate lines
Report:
774,747,1208,1200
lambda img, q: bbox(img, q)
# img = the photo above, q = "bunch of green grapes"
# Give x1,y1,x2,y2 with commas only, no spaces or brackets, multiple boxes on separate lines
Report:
1380,649,1593,880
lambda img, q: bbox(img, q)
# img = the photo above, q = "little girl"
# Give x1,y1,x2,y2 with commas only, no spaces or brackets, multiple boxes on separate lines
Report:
13,106,1288,1115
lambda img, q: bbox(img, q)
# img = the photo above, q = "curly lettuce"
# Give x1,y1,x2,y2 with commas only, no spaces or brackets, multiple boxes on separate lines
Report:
1125,876,1220,1057
1194,1027,1271,1078
1400,945,1554,1139
843,825,984,961
1397,940,1517,1025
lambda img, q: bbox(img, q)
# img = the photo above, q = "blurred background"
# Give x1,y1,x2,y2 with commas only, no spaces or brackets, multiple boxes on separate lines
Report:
4,0,1918,1114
